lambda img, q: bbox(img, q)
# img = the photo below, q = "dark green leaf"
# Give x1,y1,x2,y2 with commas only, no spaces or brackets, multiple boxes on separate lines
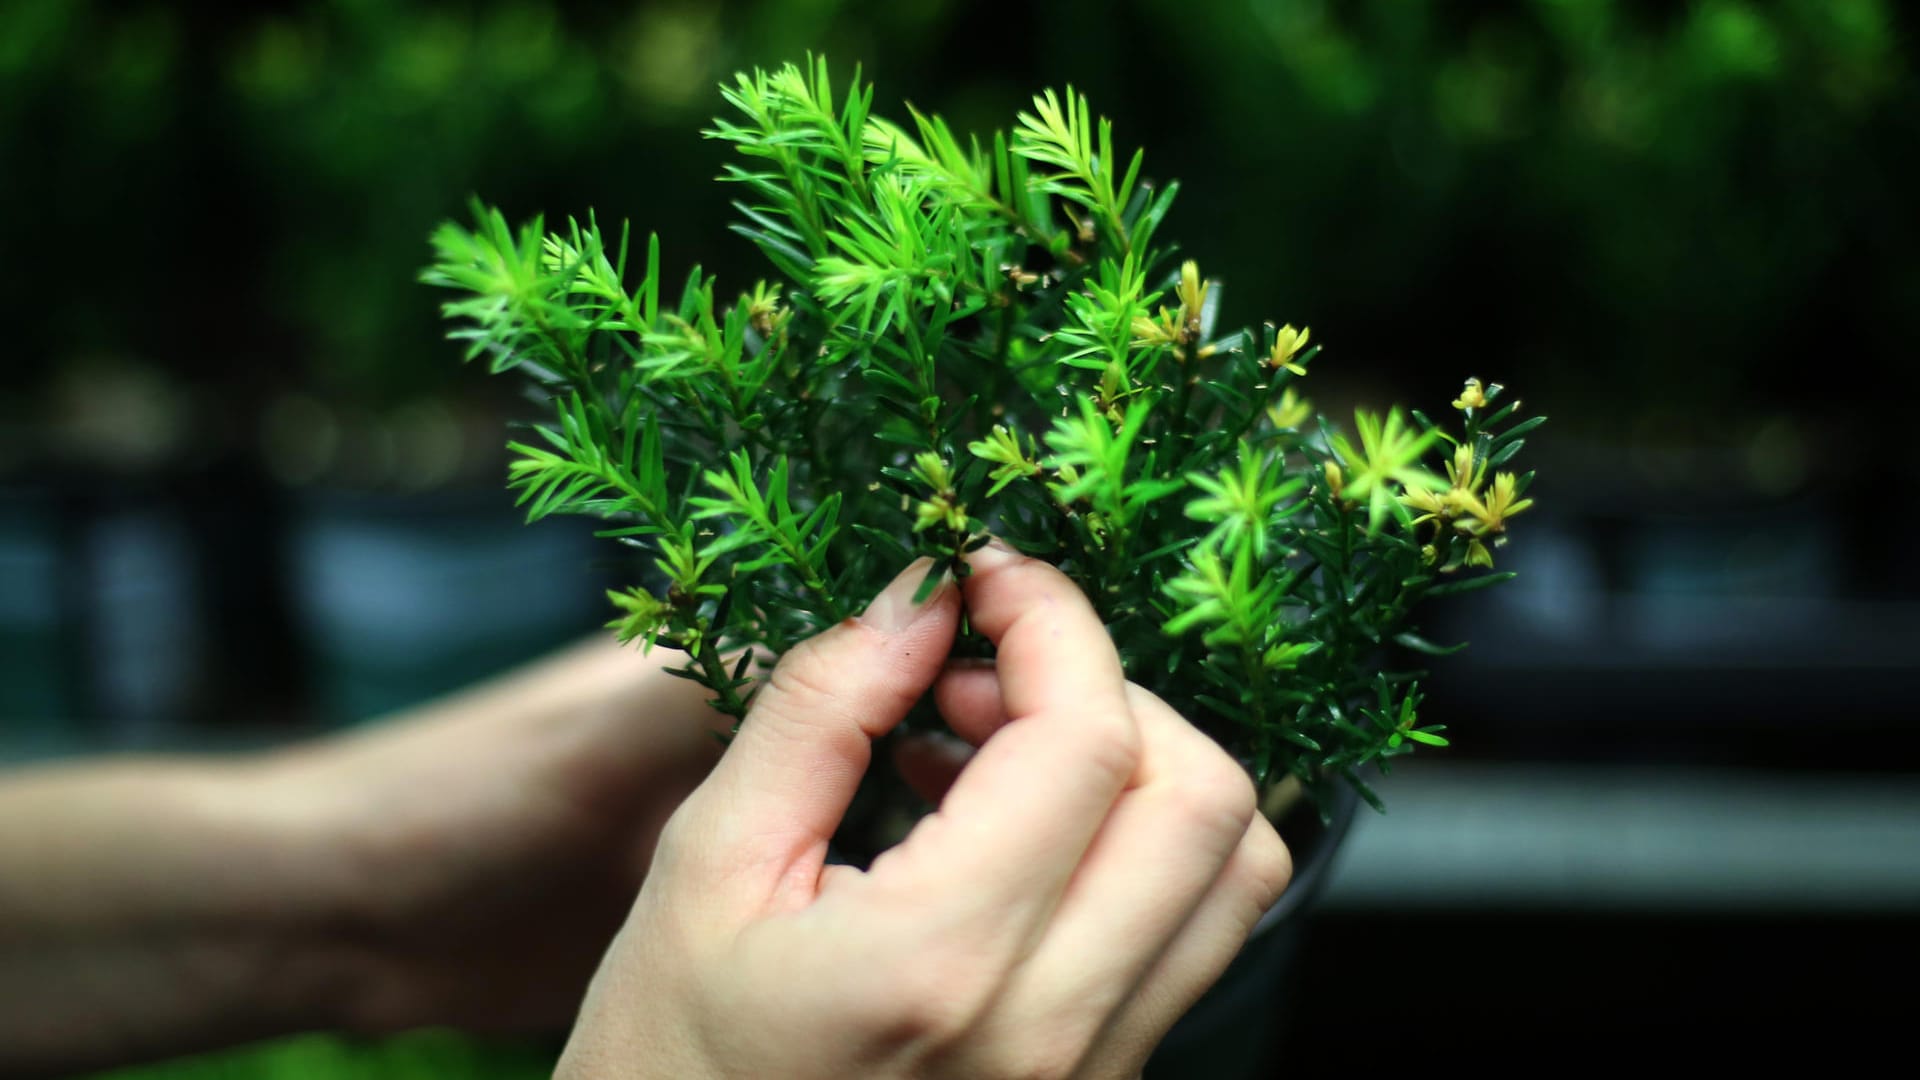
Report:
1424,571,1518,597
1393,632,1469,656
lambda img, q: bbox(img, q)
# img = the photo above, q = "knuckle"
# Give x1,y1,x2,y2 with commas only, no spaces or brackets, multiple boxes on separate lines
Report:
1170,752,1259,842
650,808,690,867
1007,1034,1092,1080
651,803,701,864
764,641,844,716
968,1018,1097,1080
648,801,719,885
1243,819,1294,913
1083,713,1145,786
1211,759,1262,827
867,954,999,1051
898,995,980,1051
760,624,924,737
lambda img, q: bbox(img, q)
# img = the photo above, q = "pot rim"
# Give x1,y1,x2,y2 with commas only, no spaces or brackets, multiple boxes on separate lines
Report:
1251,778,1361,938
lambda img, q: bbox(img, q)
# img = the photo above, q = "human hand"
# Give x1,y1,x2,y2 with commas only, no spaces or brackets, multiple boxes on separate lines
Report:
558,545,1292,1079
0,632,733,1076
264,634,731,1035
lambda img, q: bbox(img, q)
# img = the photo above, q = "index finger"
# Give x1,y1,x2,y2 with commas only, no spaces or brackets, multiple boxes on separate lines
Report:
960,542,1131,725
872,543,1140,949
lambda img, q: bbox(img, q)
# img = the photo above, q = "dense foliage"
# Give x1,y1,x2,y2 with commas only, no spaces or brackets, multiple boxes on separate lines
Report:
424,59,1543,815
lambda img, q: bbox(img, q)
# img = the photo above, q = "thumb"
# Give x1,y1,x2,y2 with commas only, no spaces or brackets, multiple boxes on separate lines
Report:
679,558,958,911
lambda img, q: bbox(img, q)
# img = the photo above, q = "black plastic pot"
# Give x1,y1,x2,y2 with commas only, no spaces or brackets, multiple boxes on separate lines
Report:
1145,780,1361,1079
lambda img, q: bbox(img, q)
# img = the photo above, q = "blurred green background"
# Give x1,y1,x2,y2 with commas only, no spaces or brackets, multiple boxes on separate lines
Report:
3,0,1916,1074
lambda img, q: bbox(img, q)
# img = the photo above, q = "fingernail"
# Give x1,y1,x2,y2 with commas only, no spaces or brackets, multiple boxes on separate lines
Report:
861,557,946,633
965,535,1023,572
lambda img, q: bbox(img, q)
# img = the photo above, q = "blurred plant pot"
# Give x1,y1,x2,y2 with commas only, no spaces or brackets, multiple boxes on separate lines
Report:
1146,778,1360,1079
285,487,611,722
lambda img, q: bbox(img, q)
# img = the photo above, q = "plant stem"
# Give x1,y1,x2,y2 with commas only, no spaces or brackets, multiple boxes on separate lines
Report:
690,631,752,721
1169,359,1198,451
1324,499,1357,692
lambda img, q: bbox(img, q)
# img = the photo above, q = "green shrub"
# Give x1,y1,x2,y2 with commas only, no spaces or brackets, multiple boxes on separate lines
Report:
422,58,1543,828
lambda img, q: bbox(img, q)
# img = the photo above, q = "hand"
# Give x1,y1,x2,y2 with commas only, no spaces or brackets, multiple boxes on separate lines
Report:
268,634,731,1035
558,545,1292,1079
0,634,731,1076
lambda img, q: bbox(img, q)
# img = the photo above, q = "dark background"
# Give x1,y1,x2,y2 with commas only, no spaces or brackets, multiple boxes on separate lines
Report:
3,0,1916,1074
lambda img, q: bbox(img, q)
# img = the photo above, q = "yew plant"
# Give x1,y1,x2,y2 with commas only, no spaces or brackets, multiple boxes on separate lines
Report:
422,58,1543,822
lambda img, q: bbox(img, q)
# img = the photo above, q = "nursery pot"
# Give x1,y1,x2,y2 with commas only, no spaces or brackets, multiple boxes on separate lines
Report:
1144,778,1361,1079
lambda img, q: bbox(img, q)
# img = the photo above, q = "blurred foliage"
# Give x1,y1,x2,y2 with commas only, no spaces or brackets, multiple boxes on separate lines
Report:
0,3,1910,1074
2,0,1913,468
1144,0,1916,435
88,1029,550,1080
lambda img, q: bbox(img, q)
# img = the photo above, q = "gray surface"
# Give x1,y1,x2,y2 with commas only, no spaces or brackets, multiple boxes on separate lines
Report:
1322,762,1920,912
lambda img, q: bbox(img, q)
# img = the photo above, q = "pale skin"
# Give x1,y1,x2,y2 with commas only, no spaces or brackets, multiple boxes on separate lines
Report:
0,634,726,1075
0,545,1289,1079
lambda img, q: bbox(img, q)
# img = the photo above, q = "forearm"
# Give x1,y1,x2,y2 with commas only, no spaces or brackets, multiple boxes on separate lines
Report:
0,757,368,1077
0,636,724,1075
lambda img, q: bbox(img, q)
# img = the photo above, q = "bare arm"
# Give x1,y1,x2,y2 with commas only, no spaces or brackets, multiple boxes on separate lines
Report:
0,637,723,1076
0,755,364,1075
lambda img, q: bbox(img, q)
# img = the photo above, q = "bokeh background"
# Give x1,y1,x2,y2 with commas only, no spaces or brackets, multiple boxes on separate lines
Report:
4,0,1917,1073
